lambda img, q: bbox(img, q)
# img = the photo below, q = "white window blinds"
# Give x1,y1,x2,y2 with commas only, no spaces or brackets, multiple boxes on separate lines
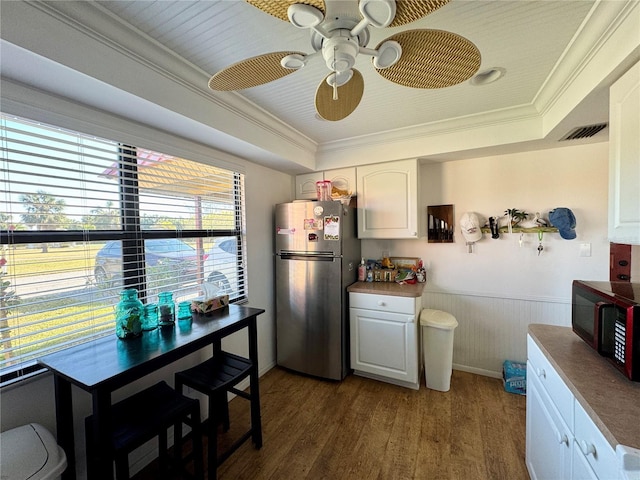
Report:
0,113,246,384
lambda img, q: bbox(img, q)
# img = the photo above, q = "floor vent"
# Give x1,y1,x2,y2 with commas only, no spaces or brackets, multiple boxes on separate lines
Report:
560,123,607,141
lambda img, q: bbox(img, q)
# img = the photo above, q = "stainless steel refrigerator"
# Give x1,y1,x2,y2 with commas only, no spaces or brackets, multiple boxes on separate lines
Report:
275,200,360,380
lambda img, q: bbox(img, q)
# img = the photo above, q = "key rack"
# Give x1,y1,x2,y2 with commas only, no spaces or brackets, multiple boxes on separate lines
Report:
480,226,558,234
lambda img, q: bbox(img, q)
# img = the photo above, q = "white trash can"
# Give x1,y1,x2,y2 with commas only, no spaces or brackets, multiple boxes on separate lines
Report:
420,309,458,392
0,423,67,480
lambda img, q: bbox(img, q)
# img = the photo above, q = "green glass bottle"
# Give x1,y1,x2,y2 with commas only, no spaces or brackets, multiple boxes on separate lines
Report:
115,289,143,339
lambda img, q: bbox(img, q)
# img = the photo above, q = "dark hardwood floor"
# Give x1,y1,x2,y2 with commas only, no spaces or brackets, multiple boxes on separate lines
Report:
133,367,528,480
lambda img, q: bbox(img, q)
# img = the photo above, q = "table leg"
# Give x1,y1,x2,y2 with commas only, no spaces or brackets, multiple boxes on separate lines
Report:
248,316,262,448
89,390,113,480
54,376,76,480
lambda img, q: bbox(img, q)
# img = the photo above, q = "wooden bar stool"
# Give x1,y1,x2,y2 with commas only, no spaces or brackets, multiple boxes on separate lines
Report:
85,381,204,480
175,351,262,480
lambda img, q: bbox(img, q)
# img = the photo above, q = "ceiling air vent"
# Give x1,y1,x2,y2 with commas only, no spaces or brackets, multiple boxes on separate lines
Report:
560,123,608,141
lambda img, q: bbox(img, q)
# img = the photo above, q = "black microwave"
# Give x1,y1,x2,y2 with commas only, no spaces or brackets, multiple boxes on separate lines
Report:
572,280,640,381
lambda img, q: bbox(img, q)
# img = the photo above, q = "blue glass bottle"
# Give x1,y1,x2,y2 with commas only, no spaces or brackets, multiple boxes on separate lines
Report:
115,289,143,339
177,301,192,321
142,303,158,331
158,291,175,327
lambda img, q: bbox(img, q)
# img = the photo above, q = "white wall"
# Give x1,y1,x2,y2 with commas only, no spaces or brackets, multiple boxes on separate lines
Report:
362,142,610,375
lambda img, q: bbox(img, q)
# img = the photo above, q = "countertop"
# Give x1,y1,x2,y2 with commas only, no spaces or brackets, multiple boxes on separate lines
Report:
347,281,426,298
528,324,640,450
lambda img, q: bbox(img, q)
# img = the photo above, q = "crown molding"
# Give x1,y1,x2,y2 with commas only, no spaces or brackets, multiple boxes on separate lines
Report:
535,0,640,132
315,103,542,169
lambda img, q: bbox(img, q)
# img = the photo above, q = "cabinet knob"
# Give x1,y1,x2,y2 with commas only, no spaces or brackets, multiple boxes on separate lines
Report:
557,432,569,446
579,440,596,456
377,301,386,307
536,368,546,379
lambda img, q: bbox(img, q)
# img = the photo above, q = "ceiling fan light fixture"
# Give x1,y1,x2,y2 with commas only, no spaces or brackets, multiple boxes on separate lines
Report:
287,4,324,29
280,53,307,70
373,40,402,69
359,0,396,28
326,70,354,88
470,67,506,86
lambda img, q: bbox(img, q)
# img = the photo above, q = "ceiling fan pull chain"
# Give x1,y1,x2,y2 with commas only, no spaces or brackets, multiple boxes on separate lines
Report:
332,48,339,101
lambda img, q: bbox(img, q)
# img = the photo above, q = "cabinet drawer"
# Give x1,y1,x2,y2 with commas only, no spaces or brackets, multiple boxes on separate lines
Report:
527,335,574,431
349,292,418,316
574,400,617,480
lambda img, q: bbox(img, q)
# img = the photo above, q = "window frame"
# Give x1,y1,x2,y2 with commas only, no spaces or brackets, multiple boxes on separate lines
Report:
0,117,247,386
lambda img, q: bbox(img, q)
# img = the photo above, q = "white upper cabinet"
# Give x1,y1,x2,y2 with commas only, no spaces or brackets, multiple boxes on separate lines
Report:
324,168,356,195
295,172,323,199
609,60,640,244
356,159,419,239
295,168,356,200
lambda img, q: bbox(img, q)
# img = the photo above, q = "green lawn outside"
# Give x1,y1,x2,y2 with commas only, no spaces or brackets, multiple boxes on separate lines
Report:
2,243,105,276
1,296,115,367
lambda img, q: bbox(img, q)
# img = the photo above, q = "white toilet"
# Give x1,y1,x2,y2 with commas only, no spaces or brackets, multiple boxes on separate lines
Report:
0,423,67,480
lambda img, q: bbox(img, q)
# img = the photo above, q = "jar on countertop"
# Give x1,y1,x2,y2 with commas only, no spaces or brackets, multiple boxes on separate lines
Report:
142,302,158,331
115,289,143,339
158,291,175,327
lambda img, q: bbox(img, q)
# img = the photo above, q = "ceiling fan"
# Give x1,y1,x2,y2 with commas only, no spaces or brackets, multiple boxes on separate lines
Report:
208,0,481,121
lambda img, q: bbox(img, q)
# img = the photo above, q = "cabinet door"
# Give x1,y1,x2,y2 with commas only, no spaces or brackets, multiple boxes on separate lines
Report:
526,361,572,480
350,307,418,384
324,168,356,195
572,446,599,480
356,159,418,239
609,60,640,244
574,400,617,480
296,172,323,199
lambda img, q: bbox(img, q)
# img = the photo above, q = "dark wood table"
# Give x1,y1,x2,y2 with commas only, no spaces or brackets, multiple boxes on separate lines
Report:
38,305,265,480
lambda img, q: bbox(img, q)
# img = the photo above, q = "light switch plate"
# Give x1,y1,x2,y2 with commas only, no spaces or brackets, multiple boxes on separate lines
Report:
580,243,591,257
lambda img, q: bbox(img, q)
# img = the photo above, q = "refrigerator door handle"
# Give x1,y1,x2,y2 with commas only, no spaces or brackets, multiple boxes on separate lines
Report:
278,251,337,261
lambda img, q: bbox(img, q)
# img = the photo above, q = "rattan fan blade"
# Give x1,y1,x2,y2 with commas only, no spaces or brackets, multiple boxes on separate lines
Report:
390,0,451,27
244,0,326,22
375,29,480,88
315,69,364,121
208,52,305,91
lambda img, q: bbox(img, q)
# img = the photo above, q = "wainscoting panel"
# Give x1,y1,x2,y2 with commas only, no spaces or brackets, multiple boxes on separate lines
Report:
423,291,571,378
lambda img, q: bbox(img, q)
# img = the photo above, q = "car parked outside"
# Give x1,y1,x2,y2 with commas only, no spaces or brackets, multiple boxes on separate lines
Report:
203,237,241,297
94,239,201,286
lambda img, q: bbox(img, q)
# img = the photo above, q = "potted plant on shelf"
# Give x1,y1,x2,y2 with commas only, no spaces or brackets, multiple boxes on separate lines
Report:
504,208,529,227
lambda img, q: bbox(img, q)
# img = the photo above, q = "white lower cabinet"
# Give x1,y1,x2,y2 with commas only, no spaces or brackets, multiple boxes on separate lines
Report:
526,335,617,480
349,292,421,390
573,442,600,480
526,364,573,480
574,400,618,479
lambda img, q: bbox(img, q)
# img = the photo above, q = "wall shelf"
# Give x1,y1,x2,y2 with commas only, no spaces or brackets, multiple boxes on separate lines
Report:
480,226,558,234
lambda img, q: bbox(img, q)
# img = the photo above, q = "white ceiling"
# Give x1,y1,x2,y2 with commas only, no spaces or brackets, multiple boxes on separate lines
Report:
1,0,639,174
94,0,591,141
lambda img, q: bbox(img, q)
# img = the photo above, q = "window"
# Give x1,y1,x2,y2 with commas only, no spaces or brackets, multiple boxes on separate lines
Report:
0,114,246,384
